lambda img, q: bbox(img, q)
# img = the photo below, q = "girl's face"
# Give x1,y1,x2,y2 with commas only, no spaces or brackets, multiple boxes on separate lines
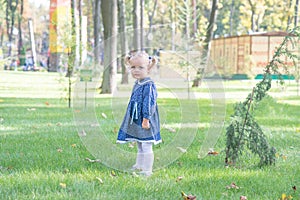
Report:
129,57,149,80
130,65,148,80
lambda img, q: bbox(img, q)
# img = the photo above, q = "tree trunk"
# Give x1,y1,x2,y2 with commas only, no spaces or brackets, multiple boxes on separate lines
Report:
295,0,299,27
133,0,140,50
18,0,23,56
93,0,101,70
66,0,76,77
248,0,255,32
6,0,18,57
229,0,235,36
192,0,197,37
101,0,118,94
192,0,218,87
118,0,129,84
146,0,157,47
140,0,144,49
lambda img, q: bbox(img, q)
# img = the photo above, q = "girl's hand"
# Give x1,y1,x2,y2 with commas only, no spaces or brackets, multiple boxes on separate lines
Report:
142,118,150,129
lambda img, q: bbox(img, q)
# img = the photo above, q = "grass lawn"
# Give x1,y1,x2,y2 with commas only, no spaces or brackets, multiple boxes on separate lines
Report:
0,71,300,200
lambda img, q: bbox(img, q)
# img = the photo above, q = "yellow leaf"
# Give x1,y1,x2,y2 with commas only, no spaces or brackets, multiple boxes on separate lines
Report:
59,183,66,188
110,170,117,177
282,155,287,160
281,193,287,200
96,177,104,184
71,144,76,148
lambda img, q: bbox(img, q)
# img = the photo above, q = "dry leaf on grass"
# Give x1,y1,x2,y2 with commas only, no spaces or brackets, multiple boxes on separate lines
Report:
59,183,66,188
226,182,240,190
57,148,63,153
177,147,187,153
165,127,176,133
79,129,87,137
96,177,104,184
110,170,117,177
208,149,219,155
181,191,196,200
101,113,107,119
176,176,183,182
85,158,101,163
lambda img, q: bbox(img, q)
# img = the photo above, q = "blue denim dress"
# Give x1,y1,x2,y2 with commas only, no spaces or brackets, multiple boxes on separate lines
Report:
117,77,161,144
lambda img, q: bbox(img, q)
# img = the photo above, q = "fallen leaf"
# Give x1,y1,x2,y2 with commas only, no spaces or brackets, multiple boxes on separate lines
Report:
226,182,239,190
113,127,118,133
71,144,76,148
165,127,176,133
96,177,104,184
181,191,196,200
79,129,87,137
292,185,297,191
282,155,287,160
110,170,117,177
281,193,287,200
176,176,183,182
128,142,135,148
56,122,62,126
85,158,101,163
59,183,66,188
45,102,50,106
240,196,247,200
177,147,187,153
57,148,63,153
132,172,139,177
101,113,107,119
208,149,219,155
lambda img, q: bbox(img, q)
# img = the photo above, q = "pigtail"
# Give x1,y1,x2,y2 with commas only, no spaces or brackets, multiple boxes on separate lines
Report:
148,56,158,70
124,54,131,66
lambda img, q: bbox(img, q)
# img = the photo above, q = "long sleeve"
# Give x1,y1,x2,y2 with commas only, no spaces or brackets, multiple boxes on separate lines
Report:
142,83,156,119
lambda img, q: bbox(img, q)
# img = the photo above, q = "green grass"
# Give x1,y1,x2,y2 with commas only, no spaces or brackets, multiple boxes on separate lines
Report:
0,71,300,199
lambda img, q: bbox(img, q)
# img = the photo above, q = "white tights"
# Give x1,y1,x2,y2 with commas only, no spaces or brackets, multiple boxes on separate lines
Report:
133,142,154,176
137,142,153,154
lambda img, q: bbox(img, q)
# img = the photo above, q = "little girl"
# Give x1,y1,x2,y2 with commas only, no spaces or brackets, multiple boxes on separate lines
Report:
117,51,162,176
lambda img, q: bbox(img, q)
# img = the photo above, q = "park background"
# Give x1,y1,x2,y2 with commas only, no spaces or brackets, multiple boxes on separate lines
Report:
1,0,300,199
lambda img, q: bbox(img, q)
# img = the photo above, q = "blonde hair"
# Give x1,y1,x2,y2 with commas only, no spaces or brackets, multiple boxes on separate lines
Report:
124,51,158,70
